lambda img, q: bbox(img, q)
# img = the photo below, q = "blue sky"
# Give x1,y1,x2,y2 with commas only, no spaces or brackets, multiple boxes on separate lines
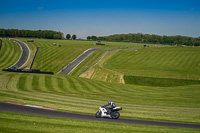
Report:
0,0,200,38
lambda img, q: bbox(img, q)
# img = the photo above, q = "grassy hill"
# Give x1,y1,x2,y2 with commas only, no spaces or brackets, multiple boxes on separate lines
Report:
104,47,200,79
78,47,200,86
0,38,200,132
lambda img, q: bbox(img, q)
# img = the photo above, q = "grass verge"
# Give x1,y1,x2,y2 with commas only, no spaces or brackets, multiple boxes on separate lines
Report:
0,111,200,133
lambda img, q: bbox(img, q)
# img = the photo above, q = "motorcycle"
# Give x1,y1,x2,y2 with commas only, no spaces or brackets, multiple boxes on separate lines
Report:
95,106,122,119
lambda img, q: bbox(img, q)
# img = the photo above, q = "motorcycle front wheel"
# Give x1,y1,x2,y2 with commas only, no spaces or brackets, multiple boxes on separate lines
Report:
95,111,101,118
111,111,120,119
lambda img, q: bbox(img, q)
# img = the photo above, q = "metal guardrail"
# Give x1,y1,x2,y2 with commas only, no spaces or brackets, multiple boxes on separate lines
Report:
30,47,39,69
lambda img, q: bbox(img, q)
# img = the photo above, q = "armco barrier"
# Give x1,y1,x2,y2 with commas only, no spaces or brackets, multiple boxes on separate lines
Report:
30,47,38,69
2,68,53,75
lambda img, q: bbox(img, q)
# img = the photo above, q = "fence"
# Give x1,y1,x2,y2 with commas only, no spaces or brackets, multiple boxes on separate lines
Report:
2,68,53,75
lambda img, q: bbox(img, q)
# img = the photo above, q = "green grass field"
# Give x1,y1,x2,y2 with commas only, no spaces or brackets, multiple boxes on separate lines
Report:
0,38,200,132
1,111,199,133
0,71,200,124
0,38,21,69
104,47,200,79
79,47,200,85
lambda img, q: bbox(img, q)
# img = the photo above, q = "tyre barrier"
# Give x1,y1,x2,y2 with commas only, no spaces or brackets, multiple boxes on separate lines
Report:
2,68,53,75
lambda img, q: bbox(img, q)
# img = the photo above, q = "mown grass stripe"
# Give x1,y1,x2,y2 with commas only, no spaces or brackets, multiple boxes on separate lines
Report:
74,78,97,93
56,77,65,92
6,74,20,91
0,40,14,67
0,39,21,69
66,76,82,93
39,76,48,92
0,40,13,63
45,76,55,92
32,75,40,91
60,76,74,92
5,41,20,67
82,79,107,93
50,76,61,92
25,75,33,91
17,76,27,91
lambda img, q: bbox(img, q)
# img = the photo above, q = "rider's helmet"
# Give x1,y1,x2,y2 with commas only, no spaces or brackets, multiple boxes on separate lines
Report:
108,100,112,104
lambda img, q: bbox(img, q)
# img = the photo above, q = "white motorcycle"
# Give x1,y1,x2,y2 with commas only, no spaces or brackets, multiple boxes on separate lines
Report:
95,106,122,119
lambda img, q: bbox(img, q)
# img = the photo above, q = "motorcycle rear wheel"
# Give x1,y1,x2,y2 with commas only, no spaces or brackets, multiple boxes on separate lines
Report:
111,111,120,119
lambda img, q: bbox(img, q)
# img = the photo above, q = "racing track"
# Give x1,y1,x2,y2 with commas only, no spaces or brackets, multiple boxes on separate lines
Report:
0,102,200,129
2,44,200,129
9,39,29,69
58,48,97,75
58,47,129,75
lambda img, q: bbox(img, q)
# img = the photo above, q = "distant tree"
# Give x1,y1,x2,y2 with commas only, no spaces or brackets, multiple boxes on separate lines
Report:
72,34,77,40
194,41,200,46
98,37,106,41
53,34,62,39
66,34,71,39
87,36,91,40
0,28,64,39
0,29,6,36
91,36,97,40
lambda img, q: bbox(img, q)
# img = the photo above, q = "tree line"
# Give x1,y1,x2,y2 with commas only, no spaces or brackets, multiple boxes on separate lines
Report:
66,34,77,40
87,33,200,46
0,28,64,39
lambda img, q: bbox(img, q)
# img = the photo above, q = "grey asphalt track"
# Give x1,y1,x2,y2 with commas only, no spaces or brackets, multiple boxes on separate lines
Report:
58,47,126,75
58,48,97,75
9,40,29,69
0,102,200,129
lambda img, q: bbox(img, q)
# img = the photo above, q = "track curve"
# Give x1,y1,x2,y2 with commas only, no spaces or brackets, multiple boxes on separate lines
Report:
0,102,200,129
9,39,29,69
